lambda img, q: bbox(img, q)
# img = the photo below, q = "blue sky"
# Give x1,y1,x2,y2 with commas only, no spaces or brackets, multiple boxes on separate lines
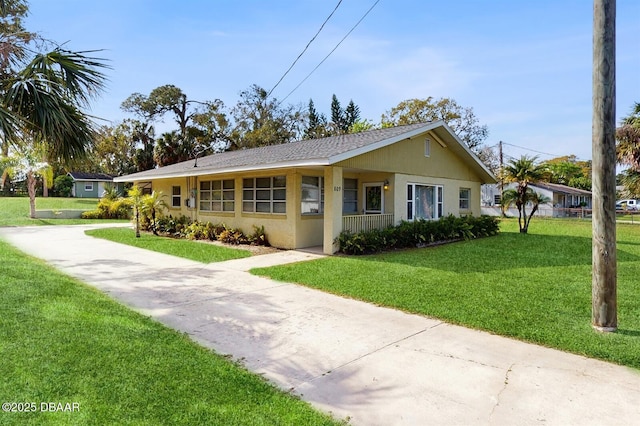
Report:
26,0,639,162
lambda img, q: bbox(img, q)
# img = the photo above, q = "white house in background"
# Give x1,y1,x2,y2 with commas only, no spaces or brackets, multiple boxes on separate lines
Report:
482,182,592,217
68,172,118,198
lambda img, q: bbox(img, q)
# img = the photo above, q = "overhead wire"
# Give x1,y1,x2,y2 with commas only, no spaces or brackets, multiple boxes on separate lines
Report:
277,0,381,105
267,0,344,98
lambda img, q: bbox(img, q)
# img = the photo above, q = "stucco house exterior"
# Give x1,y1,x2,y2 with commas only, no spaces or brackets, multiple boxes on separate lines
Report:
114,122,496,254
68,172,120,198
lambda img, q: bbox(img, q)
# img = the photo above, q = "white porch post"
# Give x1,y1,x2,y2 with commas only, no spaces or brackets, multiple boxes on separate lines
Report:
323,166,343,254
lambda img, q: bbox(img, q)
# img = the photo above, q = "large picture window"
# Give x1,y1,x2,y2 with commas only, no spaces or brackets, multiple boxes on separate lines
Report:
243,176,286,214
301,176,323,214
200,179,235,212
407,183,443,220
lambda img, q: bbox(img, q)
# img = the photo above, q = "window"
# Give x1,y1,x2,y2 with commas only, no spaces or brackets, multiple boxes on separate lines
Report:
343,178,358,214
407,183,443,220
199,179,235,212
243,176,286,214
171,186,181,208
459,188,471,210
84,182,93,191
494,194,501,206
424,138,431,157
301,176,323,214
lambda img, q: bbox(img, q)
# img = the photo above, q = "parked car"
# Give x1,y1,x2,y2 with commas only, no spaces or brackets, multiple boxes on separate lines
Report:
616,199,639,211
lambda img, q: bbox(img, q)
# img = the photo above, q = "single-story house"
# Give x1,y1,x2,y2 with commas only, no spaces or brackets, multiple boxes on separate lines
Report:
482,182,592,217
114,121,496,254
68,172,122,198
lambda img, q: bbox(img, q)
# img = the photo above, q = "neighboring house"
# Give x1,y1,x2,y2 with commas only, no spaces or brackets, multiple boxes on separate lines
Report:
482,182,592,217
114,122,496,254
68,172,120,198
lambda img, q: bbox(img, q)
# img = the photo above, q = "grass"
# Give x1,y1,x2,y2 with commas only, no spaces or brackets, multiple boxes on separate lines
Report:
85,227,251,263
0,238,341,425
253,219,640,370
0,196,125,227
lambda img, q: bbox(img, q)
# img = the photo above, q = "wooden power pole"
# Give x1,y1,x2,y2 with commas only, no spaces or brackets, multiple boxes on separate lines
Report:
592,0,617,332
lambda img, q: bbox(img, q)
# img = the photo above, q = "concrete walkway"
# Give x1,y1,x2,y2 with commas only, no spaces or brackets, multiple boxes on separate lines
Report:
2,224,640,425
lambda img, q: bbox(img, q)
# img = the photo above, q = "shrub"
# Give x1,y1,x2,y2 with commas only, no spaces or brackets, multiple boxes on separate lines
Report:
52,175,73,197
81,197,131,219
337,215,500,255
218,228,248,245
249,225,269,246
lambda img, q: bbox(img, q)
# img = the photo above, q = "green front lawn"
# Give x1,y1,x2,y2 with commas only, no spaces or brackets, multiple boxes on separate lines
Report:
85,227,251,263
253,219,640,370
0,239,340,425
0,197,123,226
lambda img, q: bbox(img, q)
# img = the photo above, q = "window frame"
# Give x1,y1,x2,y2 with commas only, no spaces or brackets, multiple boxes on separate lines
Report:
301,176,324,215
424,138,431,157
459,187,471,210
407,183,443,221
242,176,287,214
171,185,181,208
199,179,235,212
343,178,358,214
84,182,93,191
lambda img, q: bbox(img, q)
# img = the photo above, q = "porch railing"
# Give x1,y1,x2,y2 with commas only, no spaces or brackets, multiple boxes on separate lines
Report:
342,214,395,234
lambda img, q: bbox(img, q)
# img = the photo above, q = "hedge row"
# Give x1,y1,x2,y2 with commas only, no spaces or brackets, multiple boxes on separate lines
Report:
152,216,269,246
337,215,500,255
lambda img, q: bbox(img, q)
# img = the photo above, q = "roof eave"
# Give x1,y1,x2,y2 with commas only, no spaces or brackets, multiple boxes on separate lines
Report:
113,159,329,182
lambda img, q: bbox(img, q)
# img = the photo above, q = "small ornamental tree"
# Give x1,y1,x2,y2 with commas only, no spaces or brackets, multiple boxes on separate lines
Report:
128,185,144,238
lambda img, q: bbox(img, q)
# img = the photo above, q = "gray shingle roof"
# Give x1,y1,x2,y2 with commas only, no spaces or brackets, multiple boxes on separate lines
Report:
68,172,114,181
114,122,495,183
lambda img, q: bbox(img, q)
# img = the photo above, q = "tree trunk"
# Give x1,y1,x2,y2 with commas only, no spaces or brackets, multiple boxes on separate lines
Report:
27,171,37,219
135,209,141,238
592,0,617,332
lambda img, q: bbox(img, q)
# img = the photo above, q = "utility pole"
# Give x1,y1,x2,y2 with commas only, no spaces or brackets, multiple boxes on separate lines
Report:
592,0,617,332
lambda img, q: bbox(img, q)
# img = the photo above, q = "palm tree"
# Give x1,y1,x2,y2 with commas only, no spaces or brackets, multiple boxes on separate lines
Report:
141,191,168,235
502,187,551,234
128,185,144,238
1,4,109,207
501,155,547,233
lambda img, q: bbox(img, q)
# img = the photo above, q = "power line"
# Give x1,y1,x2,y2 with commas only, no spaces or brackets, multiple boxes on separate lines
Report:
278,0,381,104
267,0,343,98
501,141,590,162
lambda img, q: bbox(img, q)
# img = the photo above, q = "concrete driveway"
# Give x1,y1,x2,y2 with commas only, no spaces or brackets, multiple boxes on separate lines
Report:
2,224,640,425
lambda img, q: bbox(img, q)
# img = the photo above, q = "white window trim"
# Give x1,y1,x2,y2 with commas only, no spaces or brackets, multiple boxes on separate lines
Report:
364,182,385,214
424,138,431,157
459,188,471,210
407,182,443,221
301,176,324,215
171,186,181,208
242,176,287,214
199,179,235,212
84,182,93,191
343,178,358,214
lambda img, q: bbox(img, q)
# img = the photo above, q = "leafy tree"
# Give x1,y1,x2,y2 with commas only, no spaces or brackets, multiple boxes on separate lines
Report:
122,85,227,163
381,97,489,151
228,84,304,150
52,174,73,197
349,119,376,134
616,103,640,197
501,155,547,233
4,144,53,217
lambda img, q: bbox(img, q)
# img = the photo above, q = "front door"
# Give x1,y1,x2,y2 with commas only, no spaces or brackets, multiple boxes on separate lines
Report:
364,183,383,214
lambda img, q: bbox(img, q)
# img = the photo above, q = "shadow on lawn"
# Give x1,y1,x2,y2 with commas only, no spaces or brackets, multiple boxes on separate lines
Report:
364,233,640,273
